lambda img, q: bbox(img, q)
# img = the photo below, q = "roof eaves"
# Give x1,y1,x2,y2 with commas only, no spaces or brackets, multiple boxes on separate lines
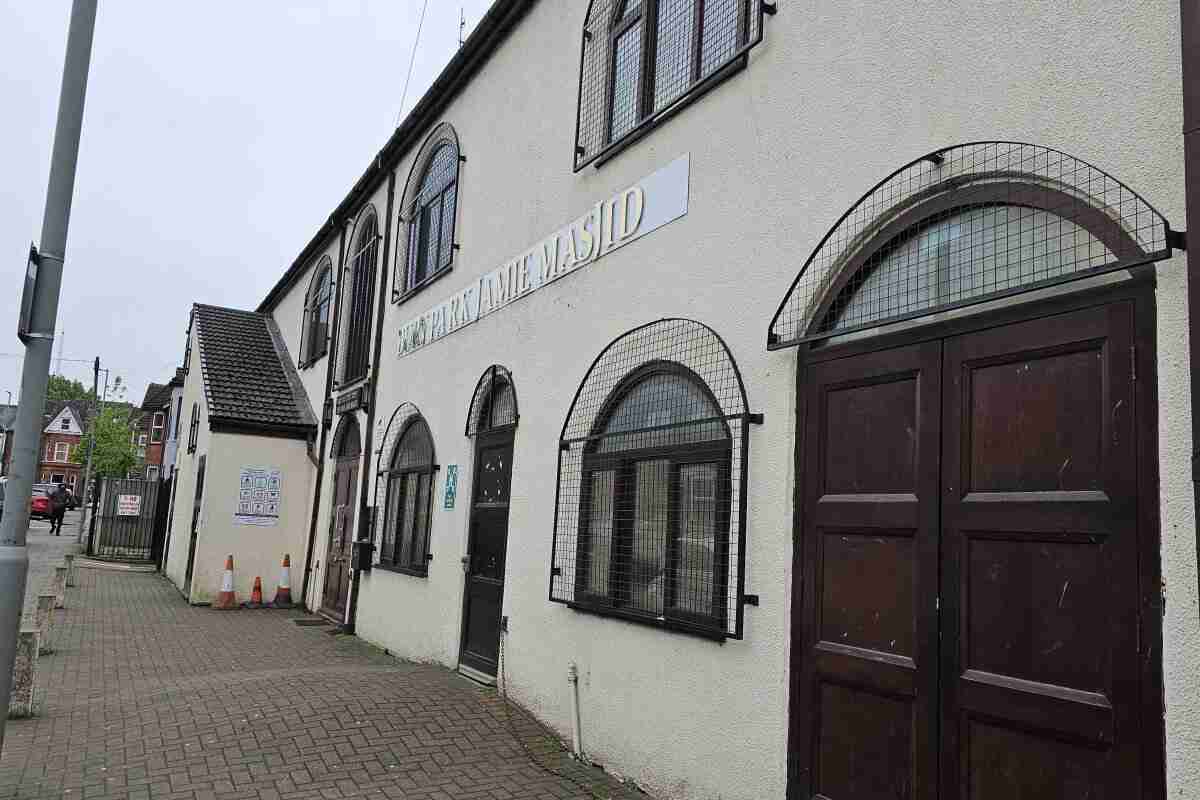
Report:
255,0,536,313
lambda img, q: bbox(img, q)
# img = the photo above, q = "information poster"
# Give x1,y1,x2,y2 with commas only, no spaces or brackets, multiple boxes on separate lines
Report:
443,465,458,509
236,466,281,526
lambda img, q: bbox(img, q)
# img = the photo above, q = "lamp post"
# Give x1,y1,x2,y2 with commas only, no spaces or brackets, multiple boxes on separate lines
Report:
0,0,97,750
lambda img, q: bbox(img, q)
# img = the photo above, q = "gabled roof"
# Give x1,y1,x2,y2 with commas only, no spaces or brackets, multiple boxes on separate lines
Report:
44,399,90,433
140,382,172,412
192,303,316,439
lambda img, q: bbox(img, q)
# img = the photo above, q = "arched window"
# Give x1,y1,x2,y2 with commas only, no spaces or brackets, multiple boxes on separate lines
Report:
300,257,333,366
397,124,461,299
574,0,766,170
465,365,518,436
376,407,436,576
768,142,1178,347
339,209,379,385
331,414,361,459
553,319,759,639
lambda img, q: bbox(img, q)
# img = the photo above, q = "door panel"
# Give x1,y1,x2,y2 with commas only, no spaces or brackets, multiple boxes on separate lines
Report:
940,302,1140,799
322,460,356,619
800,341,941,800
460,434,514,677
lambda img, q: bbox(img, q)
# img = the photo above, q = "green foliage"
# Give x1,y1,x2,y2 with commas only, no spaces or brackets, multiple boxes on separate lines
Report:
71,405,140,478
46,374,90,403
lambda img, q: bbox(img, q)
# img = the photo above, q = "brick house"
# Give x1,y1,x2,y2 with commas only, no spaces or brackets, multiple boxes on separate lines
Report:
134,382,174,481
38,400,88,492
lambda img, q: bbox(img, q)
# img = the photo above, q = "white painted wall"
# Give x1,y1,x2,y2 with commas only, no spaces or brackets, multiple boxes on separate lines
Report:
164,323,211,594
268,2,1198,799
184,431,313,605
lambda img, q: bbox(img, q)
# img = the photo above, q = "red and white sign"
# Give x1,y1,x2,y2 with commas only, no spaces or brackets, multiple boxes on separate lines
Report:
117,494,141,516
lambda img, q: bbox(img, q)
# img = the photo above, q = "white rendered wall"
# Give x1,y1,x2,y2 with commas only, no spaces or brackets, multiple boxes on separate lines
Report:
164,324,212,595
288,2,1196,799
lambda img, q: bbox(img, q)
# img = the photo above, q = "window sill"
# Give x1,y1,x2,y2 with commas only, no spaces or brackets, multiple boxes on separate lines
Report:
375,562,429,579
334,374,369,393
299,353,327,371
393,264,453,305
561,599,728,642
576,53,748,173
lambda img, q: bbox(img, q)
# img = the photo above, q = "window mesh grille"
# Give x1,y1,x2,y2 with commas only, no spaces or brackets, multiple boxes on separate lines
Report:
465,365,518,436
768,141,1175,347
397,134,460,298
301,256,333,364
552,318,755,639
373,402,435,571
337,210,379,384
576,0,763,170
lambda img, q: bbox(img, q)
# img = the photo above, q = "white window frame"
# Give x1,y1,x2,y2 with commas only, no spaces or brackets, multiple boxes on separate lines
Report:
54,442,70,463
151,412,165,443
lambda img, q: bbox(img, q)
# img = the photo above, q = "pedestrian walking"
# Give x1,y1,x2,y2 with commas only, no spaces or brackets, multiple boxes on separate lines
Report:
49,484,69,536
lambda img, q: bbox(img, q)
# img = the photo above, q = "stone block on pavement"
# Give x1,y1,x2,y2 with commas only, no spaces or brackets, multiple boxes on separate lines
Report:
64,552,76,587
53,565,67,609
7,627,38,719
34,594,56,655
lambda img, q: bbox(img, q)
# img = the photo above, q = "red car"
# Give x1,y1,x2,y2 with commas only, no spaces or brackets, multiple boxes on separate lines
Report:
29,488,51,520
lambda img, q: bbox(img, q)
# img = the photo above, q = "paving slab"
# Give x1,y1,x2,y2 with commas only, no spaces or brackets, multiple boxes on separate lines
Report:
0,566,642,800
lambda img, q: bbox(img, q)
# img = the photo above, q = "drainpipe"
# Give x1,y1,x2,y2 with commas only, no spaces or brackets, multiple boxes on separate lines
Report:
1182,1,1200,612
345,168,397,634
300,224,347,610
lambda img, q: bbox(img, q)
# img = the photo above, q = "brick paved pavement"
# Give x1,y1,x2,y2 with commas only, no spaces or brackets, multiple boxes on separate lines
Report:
0,567,642,800
21,510,83,624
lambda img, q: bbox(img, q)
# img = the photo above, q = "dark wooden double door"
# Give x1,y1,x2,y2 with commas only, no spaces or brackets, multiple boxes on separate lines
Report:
794,299,1161,799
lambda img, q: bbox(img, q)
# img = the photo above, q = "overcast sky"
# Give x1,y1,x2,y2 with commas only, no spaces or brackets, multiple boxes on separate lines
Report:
0,0,496,408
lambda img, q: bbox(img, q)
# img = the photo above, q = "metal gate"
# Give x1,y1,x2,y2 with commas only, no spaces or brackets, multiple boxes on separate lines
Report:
88,477,162,562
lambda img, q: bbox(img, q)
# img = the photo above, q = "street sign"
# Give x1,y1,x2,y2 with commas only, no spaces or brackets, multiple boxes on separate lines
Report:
17,244,38,343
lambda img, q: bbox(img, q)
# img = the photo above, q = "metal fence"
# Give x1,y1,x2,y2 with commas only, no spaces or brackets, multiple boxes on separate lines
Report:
87,477,168,562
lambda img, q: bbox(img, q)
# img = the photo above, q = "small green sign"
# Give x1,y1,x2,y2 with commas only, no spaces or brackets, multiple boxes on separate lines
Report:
443,464,458,509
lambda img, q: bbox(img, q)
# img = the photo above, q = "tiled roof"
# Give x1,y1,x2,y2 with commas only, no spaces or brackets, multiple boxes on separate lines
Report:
44,399,92,429
192,304,316,436
140,382,172,411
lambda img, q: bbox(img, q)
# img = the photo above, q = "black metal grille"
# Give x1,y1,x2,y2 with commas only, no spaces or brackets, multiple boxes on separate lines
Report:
551,318,757,639
575,0,764,170
338,210,379,385
465,365,519,436
399,143,459,296
768,141,1177,348
373,403,436,573
87,477,163,562
300,256,333,365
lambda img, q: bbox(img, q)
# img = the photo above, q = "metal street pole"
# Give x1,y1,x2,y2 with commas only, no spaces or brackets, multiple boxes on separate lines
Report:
77,356,99,543
0,0,97,750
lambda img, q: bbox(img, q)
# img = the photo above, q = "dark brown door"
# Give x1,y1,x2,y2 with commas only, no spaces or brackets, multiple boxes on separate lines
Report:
798,341,942,800
795,299,1151,799
322,457,357,620
185,455,205,594
460,430,514,678
940,302,1142,799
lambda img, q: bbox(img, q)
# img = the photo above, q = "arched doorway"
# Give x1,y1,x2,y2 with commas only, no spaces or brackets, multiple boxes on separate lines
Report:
460,365,518,681
773,143,1178,799
322,414,361,620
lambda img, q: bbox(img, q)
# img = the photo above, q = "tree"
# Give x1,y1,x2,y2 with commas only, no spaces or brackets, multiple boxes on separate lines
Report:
72,405,140,478
46,374,90,403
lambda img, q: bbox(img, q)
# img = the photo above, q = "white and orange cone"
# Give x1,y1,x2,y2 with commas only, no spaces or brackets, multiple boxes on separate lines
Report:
272,553,294,608
214,555,238,610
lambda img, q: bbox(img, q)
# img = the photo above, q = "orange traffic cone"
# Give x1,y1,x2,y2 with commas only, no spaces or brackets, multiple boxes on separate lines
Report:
272,554,294,608
243,576,265,609
214,555,238,610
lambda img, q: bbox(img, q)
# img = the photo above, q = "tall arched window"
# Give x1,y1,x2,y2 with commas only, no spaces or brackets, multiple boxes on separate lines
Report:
300,256,333,366
339,209,379,385
397,124,461,299
465,365,518,436
377,409,436,576
553,319,759,639
187,402,199,454
575,0,766,169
